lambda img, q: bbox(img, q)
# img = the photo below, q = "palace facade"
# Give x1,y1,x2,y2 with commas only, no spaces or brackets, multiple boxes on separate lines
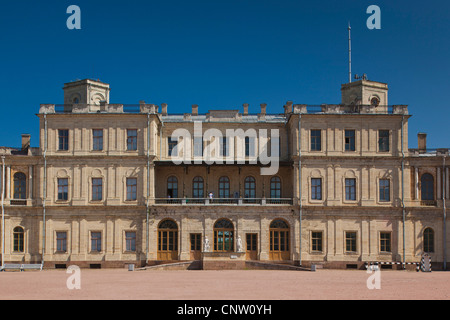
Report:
0,78,448,270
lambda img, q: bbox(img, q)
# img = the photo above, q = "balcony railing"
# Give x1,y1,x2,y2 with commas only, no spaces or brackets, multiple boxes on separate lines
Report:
154,198,293,206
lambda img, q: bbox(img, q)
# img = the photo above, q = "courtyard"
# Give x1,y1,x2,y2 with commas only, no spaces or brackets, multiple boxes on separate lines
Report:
0,268,448,300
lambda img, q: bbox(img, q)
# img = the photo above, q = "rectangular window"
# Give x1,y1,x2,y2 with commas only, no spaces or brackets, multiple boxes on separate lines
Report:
379,179,390,202
58,129,69,151
92,178,103,201
245,137,256,157
190,234,202,251
127,129,137,151
380,232,391,253
126,178,137,201
91,232,102,252
345,130,356,151
220,137,228,157
311,178,322,200
193,137,203,157
125,232,136,252
311,232,323,252
311,130,322,151
57,178,69,201
345,232,357,253
56,232,67,253
378,130,390,152
168,137,178,157
93,129,103,151
345,178,356,201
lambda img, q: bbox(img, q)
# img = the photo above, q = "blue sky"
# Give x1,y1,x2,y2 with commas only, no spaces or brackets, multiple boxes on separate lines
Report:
0,0,449,148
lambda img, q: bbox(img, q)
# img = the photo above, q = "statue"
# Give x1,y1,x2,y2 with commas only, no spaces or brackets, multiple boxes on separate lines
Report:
204,236,210,252
237,235,243,252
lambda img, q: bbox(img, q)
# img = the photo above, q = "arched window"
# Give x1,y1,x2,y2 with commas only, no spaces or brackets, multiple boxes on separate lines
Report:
421,174,434,201
13,172,27,199
167,176,178,198
13,227,24,252
214,219,234,252
270,177,281,199
158,219,178,260
244,176,256,199
219,177,230,198
269,219,290,261
193,176,204,198
424,228,435,253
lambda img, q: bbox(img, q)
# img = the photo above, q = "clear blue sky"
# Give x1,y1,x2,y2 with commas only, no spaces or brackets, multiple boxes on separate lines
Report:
0,0,449,149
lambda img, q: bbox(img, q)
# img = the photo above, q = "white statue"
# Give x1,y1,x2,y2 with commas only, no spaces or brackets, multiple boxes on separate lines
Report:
204,236,210,252
237,235,243,252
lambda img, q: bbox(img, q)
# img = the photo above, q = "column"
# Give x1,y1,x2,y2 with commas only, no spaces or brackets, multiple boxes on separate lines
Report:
437,167,441,200
415,167,419,200
6,166,10,199
28,165,33,200
446,167,449,199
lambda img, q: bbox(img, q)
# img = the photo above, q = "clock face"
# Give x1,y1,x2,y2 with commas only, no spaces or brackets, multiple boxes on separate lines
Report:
371,97,380,106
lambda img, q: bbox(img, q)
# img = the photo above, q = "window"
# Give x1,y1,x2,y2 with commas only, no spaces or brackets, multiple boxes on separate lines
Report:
311,130,322,151
13,172,26,199
158,220,178,258
345,178,356,201
245,137,256,157
190,234,202,252
193,137,203,157
168,137,178,157
58,178,69,201
58,129,69,151
379,179,390,202
380,232,391,253
378,130,390,152
219,177,230,198
345,130,355,151
91,232,102,252
193,177,204,198
421,174,434,201
167,176,178,199
93,129,103,151
13,227,24,252
214,219,234,252
270,177,282,199
92,178,103,201
56,232,67,253
311,178,322,200
345,232,357,252
126,232,136,252
244,176,256,199
424,228,435,253
311,232,323,252
246,233,258,252
126,178,137,201
127,129,137,151
220,137,229,157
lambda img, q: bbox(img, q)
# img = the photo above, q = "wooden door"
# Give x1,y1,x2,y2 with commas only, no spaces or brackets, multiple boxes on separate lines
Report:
190,233,202,260
246,233,258,260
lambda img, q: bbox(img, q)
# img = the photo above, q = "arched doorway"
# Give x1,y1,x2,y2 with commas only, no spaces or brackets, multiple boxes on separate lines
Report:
214,219,234,252
269,219,290,261
157,219,178,260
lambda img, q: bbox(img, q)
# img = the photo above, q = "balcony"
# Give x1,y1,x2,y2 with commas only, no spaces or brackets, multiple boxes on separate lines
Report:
154,198,294,206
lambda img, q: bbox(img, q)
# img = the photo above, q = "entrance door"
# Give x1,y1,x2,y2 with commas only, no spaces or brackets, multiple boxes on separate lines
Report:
190,233,202,260
157,220,179,260
269,219,290,261
246,233,258,260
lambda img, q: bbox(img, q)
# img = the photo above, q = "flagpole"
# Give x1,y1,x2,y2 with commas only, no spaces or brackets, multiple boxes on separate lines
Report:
348,22,352,83
1,156,5,270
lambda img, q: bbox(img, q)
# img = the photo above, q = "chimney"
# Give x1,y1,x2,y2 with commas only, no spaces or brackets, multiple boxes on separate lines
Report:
284,101,293,114
418,133,427,153
260,103,267,115
192,104,199,116
243,104,249,115
22,134,31,150
161,103,168,116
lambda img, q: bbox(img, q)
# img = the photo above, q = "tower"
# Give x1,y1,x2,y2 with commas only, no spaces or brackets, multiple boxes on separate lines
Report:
63,79,110,106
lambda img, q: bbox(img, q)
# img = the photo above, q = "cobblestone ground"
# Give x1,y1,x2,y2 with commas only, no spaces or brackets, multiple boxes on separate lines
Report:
0,269,449,300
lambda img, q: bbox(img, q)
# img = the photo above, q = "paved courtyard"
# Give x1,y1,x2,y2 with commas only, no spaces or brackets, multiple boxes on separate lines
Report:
0,269,449,300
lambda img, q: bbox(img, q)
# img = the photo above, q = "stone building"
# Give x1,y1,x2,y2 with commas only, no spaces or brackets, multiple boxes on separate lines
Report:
0,78,448,270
